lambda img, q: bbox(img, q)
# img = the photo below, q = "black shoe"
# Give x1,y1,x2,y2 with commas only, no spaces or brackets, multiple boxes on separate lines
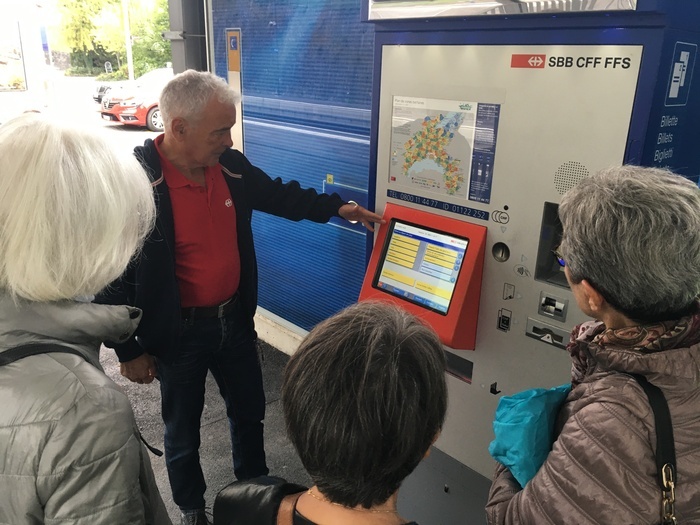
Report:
180,510,211,525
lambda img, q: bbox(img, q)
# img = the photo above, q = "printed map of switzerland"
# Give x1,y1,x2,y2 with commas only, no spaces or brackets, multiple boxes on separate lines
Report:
402,112,468,196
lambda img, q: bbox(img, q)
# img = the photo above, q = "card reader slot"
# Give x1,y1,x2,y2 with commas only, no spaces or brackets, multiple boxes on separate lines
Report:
538,292,569,322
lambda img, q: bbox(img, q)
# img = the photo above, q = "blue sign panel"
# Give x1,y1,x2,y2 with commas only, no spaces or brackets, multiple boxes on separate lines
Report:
642,36,700,183
230,36,238,51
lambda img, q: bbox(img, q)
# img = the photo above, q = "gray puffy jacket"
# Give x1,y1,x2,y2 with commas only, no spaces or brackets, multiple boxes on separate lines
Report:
487,319,700,525
0,297,171,525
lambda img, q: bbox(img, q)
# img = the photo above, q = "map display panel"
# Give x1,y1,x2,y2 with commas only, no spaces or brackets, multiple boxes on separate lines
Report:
389,96,501,204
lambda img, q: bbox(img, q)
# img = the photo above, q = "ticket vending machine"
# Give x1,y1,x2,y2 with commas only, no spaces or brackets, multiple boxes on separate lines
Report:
359,1,700,522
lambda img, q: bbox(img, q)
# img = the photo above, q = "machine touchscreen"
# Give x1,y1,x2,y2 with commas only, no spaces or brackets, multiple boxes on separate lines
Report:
372,219,469,315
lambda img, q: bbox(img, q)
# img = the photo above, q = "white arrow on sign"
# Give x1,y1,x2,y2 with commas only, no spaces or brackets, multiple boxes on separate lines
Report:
528,56,543,67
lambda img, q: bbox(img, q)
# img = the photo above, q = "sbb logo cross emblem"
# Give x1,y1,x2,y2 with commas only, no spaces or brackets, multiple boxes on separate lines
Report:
511,54,546,69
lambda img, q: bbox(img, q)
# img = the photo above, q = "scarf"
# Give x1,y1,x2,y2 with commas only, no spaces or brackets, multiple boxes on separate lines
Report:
567,302,700,387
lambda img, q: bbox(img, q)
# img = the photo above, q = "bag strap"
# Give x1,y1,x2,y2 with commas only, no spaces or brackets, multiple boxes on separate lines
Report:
276,491,303,525
0,342,165,458
0,343,87,366
630,374,678,525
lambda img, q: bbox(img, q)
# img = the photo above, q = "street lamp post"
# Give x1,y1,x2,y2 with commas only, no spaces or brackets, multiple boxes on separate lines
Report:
121,0,134,80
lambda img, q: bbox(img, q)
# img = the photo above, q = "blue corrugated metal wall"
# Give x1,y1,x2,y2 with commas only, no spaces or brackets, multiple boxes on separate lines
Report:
211,0,374,330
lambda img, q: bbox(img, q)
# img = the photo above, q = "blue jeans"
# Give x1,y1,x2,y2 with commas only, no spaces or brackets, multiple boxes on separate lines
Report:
155,300,269,511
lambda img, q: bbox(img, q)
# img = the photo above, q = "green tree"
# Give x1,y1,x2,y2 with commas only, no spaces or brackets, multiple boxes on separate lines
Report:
91,2,125,69
130,0,171,77
58,0,110,69
92,0,171,79
56,0,170,78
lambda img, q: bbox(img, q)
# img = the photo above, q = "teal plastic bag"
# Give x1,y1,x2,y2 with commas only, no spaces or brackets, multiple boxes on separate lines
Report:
488,383,571,487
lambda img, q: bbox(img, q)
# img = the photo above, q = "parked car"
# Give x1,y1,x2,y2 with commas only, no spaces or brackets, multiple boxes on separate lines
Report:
93,67,173,103
99,67,173,131
92,82,114,103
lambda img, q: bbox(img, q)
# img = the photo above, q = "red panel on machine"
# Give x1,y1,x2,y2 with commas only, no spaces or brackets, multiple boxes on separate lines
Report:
359,203,487,350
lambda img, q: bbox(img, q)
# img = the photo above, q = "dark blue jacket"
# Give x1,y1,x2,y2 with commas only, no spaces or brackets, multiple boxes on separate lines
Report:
97,139,345,363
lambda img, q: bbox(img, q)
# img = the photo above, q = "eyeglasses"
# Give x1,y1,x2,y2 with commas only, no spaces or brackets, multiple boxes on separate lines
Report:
553,248,566,267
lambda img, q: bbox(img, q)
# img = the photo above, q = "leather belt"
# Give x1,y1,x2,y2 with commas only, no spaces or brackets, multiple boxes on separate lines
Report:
182,293,239,320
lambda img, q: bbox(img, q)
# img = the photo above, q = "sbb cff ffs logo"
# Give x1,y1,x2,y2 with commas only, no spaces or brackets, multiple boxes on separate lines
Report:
548,56,632,69
511,54,632,69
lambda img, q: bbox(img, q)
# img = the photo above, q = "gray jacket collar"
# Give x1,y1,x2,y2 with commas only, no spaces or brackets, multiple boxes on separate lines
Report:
0,295,141,369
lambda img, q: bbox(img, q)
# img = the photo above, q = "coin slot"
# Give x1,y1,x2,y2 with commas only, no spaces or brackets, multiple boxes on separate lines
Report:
492,242,510,262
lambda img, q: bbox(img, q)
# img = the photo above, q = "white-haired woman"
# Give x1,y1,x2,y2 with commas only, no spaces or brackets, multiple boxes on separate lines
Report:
0,114,171,524
487,166,700,524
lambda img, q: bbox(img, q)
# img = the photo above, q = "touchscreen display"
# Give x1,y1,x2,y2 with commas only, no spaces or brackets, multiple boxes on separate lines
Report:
372,219,469,315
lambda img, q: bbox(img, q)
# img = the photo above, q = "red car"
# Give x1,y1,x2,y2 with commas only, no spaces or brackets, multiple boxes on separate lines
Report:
100,68,173,132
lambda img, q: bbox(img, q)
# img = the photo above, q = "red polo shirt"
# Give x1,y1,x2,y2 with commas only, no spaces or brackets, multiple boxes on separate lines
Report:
155,135,240,308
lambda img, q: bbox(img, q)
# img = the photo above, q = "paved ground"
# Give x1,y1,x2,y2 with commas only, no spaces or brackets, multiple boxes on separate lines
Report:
100,341,312,523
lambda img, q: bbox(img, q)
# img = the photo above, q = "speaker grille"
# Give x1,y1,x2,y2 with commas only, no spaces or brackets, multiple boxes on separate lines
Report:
554,161,589,195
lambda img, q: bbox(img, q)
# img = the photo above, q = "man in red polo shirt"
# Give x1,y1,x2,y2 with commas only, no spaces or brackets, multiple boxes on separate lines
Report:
97,70,383,525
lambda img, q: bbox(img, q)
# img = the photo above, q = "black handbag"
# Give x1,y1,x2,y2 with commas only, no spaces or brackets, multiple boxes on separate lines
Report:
213,476,306,525
631,374,678,525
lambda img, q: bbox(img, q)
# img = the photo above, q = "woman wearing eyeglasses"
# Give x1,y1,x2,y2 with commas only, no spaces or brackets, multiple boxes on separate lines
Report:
486,166,700,524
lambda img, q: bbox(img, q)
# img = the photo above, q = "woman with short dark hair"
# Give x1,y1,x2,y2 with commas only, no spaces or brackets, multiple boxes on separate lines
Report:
215,301,447,524
486,166,700,524
283,301,447,523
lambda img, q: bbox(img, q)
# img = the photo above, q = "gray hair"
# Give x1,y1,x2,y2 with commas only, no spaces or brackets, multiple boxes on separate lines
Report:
159,70,239,128
559,165,700,321
0,114,155,302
